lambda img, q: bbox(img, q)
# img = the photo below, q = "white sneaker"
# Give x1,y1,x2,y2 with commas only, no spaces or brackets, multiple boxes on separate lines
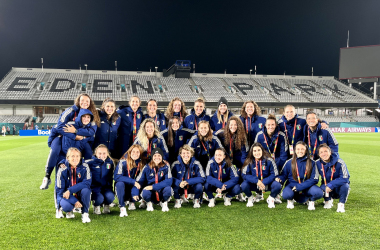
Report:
139,200,147,209
128,202,136,210
237,193,246,202
202,192,209,201
324,200,333,209
119,207,128,217
56,208,64,219
267,196,275,208
215,192,223,199
146,202,154,211
109,202,117,207
274,194,282,204
181,194,189,203
103,205,111,214
124,201,129,206
40,177,51,190
224,196,232,206
193,199,200,208
254,194,263,202
93,206,101,215
161,201,169,212
208,198,215,207
188,194,194,200
82,213,91,223
287,200,294,209
66,211,75,219
174,199,182,208
246,196,254,207
73,208,81,213
337,203,345,213
308,201,315,210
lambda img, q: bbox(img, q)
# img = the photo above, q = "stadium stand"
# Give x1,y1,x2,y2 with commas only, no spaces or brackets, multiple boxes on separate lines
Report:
223,78,277,102
192,77,240,102
160,77,199,102
41,115,60,123
124,75,163,101
0,71,45,99
0,115,29,123
87,74,123,101
351,116,379,122
39,73,83,100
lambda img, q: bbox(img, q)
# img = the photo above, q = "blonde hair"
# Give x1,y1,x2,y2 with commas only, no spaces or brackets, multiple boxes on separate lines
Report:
179,144,195,157
66,147,81,159
217,108,229,125
194,97,205,107
129,95,141,105
136,118,161,150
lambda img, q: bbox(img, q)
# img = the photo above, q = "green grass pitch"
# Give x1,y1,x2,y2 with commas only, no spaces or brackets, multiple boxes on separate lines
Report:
0,134,379,249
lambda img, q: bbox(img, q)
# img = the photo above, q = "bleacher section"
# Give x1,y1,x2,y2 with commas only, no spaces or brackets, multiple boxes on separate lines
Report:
351,116,378,122
87,74,123,101
192,77,239,102
319,116,351,123
254,78,309,102
39,73,83,100
0,115,29,123
0,71,45,99
41,115,60,123
223,78,276,102
160,77,199,102
125,75,163,101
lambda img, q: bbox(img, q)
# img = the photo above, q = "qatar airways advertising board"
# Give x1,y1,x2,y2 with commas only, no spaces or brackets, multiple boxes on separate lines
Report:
330,127,378,133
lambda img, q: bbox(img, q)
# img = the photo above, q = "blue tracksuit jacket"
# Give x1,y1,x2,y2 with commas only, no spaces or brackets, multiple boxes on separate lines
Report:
315,153,350,190
171,156,206,188
160,126,195,164
133,134,169,162
135,164,173,191
239,114,266,147
144,112,167,131
187,132,224,167
241,158,278,185
93,110,121,153
86,156,114,192
277,114,307,147
114,158,143,197
183,108,211,130
209,110,234,131
205,157,239,189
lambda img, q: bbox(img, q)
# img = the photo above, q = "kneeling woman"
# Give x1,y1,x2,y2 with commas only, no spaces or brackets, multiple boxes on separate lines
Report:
316,144,350,213
241,143,281,208
114,145,146,217
138,148,172,212
55,147,92,223
205,148,240,207
171,145,205,209
277,141,323,210
86,144,115,215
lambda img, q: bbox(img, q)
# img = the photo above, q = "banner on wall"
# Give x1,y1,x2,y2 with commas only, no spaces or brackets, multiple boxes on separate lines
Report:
20,130,51,136
330,127,376,133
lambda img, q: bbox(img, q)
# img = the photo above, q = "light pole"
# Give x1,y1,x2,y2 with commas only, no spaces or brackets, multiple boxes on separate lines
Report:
150,67,152,75
155,66,158,78
250,69,252,79
255,65,257,77
193,64,195,77
41,58,44,71
84,64,88,71
79,64,81,73
115,61,118,74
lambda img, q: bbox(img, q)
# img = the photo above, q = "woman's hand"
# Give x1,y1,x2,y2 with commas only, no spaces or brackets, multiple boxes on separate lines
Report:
133,195,140,201
326,186,332,193
275,177,281,183
75,135,84,140
144,185,153,191
321,122,329,130
257,180,265,191
134,182,141,189
180,181,188,188
74,201,82,208
63,190,70,199
64,124,76,133
292,186,297,192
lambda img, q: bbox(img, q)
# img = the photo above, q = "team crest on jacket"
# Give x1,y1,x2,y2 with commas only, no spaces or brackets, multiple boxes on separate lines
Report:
319,135,323,141
153,143,157,148
209,144,212,149
156,121,160,125
223,169,226,174
113,121,116,125
263,165,266,170
162,120,165,125
297,125,301,130
179,135,183,141
160,171,164,177
106,164,111,169
137,114,141,119
77,173,81,178
259,123,263,128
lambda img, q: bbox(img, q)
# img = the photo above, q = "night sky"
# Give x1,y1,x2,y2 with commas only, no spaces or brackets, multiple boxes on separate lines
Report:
1,0,380,79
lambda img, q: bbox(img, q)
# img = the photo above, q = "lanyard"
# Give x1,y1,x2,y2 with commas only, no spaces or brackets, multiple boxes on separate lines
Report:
307,129,318,157
222,115,226,129
255,160,263,181
73,112,77,121
194,117,198,130
200,140,209,158
183,167,190,198
126,162,130,178
245,117,251,135
263,132,279,159
147,139,153,157
295,162,307,184
229,136,234,159
71,167,77,186
133,113,137,141
218,164,222,182
153,168,160,201
179,112,183,123
321,163,335,185
283,118,297,146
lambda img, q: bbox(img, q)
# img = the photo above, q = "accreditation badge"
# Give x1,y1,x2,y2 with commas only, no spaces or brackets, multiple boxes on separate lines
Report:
107,163,111,169
289,145,294,155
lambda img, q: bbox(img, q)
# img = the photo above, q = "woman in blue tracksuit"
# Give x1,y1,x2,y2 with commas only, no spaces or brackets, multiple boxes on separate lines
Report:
144,99,167,131
183,98,211,130
161,116,195,165
55,147,92,223
303,111,339,160
277,141,323,210
92,98,121,158
241,143,282,208
165,97,188,124
171,145,206,209
187,120,224,170
316,143,350,213
210,97,234,132
138,148,172,212
205,148,240,207
254,114,288,171
86,144,115,215
239,100,266,148
40,93,100,190
115,95,144,159
133,118,169,162
115,144,146,217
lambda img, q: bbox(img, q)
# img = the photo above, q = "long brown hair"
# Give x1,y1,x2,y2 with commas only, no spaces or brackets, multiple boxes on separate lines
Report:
197,120,213,142
122,144,146,171
100,98,119,124
224,116,247,149
242,143,271,168
167,116,181,147
215,148,232,168
240,101,261,118
165,97,187,120
74,93,100,127
148,154,166,169
291,141,312,180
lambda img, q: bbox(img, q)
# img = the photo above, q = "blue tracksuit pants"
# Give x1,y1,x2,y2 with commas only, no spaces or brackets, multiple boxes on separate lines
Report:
60,188,91,213
320,183,350,203
142,186,172,203
173,183,203,199
240,180,282,198
282,185,323,203
204,182,241,199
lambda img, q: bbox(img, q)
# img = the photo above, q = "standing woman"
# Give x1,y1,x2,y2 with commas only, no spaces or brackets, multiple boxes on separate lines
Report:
12,125,16,136
241,143,281,208
277,141,323,210
160,116,195,165
210,97,234,132
2,126,6,136
316,144,350,212
133,118,169,162
40,93,100,190
139,148,173,212
183,98,211,130
165,97,188,123
55,147,92,223
188,121,224,170
145,99,167,131
115,145,146,217
93,98,121,157
255,114,288,171
171,145,205,209
239,101,266,147
115,95,144,159
86,144,115,215
205,148,240,207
